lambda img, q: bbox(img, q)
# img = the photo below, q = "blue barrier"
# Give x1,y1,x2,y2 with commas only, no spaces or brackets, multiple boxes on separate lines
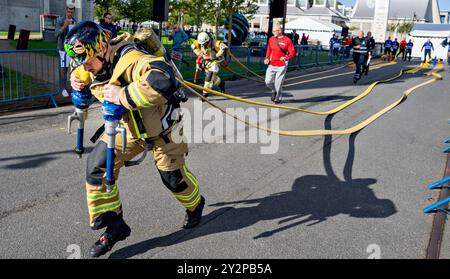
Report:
424,197,450,214
167,44,353,82
428,176,450,190
423,120,450,213
0,49,62,108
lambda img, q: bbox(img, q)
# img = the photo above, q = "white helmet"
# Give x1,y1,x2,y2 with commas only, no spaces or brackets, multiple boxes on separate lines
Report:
197,32,211,45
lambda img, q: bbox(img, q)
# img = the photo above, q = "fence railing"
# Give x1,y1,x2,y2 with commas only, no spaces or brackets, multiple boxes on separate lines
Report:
423,120,450,214
0,44,379,109
168,45,356,82
0,49,62,108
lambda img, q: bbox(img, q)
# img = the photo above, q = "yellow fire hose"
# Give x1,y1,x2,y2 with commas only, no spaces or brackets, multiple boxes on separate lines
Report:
183,64,423,116
179,71,442,137
226,49,390,85
284,61,396,88
222,64,265,83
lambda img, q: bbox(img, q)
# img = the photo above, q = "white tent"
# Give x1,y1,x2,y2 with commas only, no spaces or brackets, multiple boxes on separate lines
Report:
284,17,345,47
140,20,159,28
409,23,450,60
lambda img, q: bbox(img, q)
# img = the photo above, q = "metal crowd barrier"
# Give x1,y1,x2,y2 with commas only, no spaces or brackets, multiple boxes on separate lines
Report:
423,120,450,214
167,44,354,82
0,49,62,108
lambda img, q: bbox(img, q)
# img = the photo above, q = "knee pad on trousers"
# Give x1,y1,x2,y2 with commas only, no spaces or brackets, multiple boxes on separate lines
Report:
158,169,189,193
86,141,107,186
91,211,122,230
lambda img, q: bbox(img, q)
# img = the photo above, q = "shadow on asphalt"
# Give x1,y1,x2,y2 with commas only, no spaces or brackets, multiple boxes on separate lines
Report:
109,115,397,259
0,147,94,169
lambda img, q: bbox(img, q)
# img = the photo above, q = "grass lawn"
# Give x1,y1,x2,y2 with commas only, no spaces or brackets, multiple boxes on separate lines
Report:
0,31,42,40
8,39,59,57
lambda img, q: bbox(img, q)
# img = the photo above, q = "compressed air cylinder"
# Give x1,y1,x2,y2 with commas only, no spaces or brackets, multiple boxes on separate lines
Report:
134,27,166,57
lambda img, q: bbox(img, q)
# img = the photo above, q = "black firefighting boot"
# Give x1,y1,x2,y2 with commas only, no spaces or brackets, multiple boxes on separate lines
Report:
182,196,205,229
271,90,276,102
200,93,209,102
89,216,131,258
219,80,226,93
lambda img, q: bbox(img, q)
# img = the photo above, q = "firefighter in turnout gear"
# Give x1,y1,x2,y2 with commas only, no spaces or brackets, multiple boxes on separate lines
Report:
65,21,205,258
191,32,227,99
350,31,368,84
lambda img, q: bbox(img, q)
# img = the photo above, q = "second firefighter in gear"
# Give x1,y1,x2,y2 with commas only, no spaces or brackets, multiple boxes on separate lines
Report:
65,21,206,258
351,31,368,84
191,32,227,99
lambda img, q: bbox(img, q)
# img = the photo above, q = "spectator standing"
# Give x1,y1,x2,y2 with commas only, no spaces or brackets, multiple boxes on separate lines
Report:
406,39,414,62
399,38,407,61
300,33,309,57
392,38,399,59
421,39,434,62
55,4,77,97
345,36,352,58
384,37,393,61
332,35,341,58
292,30,299,46
99,12,118,39
264,25,295,104
169,24,190,67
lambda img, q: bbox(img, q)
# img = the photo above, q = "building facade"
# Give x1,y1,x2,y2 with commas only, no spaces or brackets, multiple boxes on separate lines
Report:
0,0,94,32
440,11,450,24
350,0,441,39
250,0,350,32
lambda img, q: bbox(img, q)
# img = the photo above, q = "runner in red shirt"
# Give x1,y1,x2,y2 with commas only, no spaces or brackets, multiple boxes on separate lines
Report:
264,25,295,103
399,38,407,61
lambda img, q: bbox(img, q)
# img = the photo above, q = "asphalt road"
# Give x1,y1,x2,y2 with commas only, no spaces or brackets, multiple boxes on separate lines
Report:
0,59,449,259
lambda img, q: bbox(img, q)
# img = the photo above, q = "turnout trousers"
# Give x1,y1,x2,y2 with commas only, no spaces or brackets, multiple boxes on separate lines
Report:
85,127,202,230
203,61,221,93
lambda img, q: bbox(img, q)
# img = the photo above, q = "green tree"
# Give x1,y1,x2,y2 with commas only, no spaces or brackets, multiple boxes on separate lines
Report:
116,0,153,24
188,0,208,32
94,0,122,22
94,0,115,12
397,21,414,36
169,0,192,26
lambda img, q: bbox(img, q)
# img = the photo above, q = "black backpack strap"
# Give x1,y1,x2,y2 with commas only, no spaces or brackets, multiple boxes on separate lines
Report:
274,37,288,56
